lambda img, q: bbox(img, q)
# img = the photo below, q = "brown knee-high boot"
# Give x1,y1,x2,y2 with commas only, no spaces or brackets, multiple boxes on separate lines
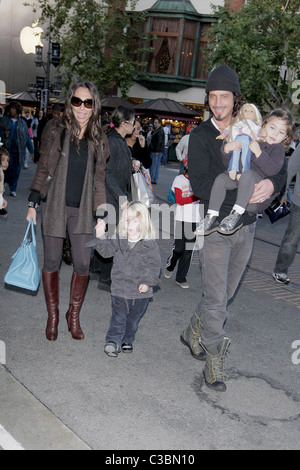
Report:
43,271,59,341
66,272,89,340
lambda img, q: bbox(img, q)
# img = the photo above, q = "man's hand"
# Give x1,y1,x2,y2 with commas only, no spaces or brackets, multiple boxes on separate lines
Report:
249,179,274,205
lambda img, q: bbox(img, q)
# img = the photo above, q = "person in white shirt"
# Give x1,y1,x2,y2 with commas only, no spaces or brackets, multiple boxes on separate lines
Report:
175,124,197,174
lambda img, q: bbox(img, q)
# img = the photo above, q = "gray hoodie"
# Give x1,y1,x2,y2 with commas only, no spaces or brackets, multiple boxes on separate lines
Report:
88,236,161,300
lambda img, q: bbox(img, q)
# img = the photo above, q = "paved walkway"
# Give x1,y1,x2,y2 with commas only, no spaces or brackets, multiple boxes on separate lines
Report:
0,162,299,450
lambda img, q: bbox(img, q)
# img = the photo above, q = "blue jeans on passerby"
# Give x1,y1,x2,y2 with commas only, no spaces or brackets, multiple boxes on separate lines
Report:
106,296,150,349
162,147,169,166
274,202,300,275
150,152,163,183
228,134,252,173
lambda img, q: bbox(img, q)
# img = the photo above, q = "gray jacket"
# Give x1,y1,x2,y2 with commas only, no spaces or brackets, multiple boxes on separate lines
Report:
88,236,161,300
283,145,300,207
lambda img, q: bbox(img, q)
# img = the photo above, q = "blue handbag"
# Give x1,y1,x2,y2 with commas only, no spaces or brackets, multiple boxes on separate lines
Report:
4,219,40,296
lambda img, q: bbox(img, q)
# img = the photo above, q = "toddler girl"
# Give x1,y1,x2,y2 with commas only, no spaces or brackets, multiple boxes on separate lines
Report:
89,202,161,357
195,108,295,236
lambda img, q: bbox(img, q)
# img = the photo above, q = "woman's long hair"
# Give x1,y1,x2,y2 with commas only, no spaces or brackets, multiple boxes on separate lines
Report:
63,80,103,149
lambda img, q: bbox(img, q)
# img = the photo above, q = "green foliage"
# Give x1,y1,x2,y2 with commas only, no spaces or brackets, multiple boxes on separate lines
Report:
206,0,300,112
26,0,149,97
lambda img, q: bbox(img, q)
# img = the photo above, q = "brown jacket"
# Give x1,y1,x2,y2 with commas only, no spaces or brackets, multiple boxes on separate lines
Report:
30,118,109,237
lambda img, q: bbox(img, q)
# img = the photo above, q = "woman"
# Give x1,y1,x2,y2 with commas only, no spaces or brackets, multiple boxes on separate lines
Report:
126,119,152,171
94,105,135,290
26,80,109,341
106,105,135,222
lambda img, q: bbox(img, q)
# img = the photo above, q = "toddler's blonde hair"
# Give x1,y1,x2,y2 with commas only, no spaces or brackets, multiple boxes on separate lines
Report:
117,201,156,240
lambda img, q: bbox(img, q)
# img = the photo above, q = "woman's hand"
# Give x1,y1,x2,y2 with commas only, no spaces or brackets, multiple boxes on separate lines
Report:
26,208,37,225
137,134,145,148
132,159,141,171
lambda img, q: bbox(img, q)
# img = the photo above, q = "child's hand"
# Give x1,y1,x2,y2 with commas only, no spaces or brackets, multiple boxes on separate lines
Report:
139,284,149,294
249,140,262,158
95,219,106,238
224,141,242,153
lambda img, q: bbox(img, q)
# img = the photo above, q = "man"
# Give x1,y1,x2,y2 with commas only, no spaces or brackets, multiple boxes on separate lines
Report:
181,65,287,392
3,101,34,197
149,118,164,184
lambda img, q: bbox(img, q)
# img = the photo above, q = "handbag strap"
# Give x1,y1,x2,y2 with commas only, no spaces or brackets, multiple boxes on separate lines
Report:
23,219,37,247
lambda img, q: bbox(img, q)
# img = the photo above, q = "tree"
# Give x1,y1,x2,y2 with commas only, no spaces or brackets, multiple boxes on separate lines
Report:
206,0,300,114
26,0,149,97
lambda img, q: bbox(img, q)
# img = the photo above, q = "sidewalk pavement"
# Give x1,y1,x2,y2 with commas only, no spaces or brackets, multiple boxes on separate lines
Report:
0,161,299,450
0,365,90,450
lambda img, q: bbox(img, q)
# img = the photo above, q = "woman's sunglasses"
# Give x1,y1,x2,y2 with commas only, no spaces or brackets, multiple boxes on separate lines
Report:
71,96,93,109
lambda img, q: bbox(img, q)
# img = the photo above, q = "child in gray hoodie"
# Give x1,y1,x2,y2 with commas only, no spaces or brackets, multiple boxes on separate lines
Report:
90,202,161,357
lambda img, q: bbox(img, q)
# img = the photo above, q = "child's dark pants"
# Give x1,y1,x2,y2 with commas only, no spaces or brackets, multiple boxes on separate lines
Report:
106,296,150,349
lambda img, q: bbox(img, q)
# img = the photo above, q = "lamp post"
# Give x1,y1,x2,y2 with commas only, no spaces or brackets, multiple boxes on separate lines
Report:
34,19,60,113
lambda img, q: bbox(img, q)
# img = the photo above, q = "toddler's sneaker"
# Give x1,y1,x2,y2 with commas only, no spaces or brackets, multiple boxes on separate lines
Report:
122,343,133,353
272,272,290,285
218,210,243,235
104,342,119,357
194,215,219,235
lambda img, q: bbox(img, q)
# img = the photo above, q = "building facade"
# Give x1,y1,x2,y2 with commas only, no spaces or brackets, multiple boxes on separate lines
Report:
0,0,245,107
129,0,244,111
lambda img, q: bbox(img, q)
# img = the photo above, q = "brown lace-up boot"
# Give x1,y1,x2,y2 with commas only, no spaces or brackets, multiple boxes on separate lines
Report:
66,272,89,340
43,271,59,341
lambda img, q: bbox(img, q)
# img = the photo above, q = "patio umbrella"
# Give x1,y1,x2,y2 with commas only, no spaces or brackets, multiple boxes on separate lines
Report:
7,91,38,105
134,98,200,121
101,95,134,110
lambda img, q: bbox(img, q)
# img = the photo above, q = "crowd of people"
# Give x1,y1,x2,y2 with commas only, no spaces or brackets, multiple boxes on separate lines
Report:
1,66,299,392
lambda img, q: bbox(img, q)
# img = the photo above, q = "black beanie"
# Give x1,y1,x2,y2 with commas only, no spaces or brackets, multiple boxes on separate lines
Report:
206,65,240,94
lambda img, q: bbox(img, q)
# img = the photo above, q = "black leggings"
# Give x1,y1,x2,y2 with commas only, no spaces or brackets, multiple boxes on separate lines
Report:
43,205,93,275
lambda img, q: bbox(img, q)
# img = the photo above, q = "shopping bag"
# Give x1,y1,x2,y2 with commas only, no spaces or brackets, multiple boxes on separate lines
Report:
167,188,176,205
131,170,156,208
264,197,291,224
4,219,40,295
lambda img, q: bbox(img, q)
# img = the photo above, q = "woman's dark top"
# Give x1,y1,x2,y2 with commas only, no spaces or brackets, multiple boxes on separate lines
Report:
66,138,88,208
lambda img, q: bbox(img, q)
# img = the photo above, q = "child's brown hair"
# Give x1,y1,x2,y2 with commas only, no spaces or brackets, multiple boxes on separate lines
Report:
262,109,296,150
